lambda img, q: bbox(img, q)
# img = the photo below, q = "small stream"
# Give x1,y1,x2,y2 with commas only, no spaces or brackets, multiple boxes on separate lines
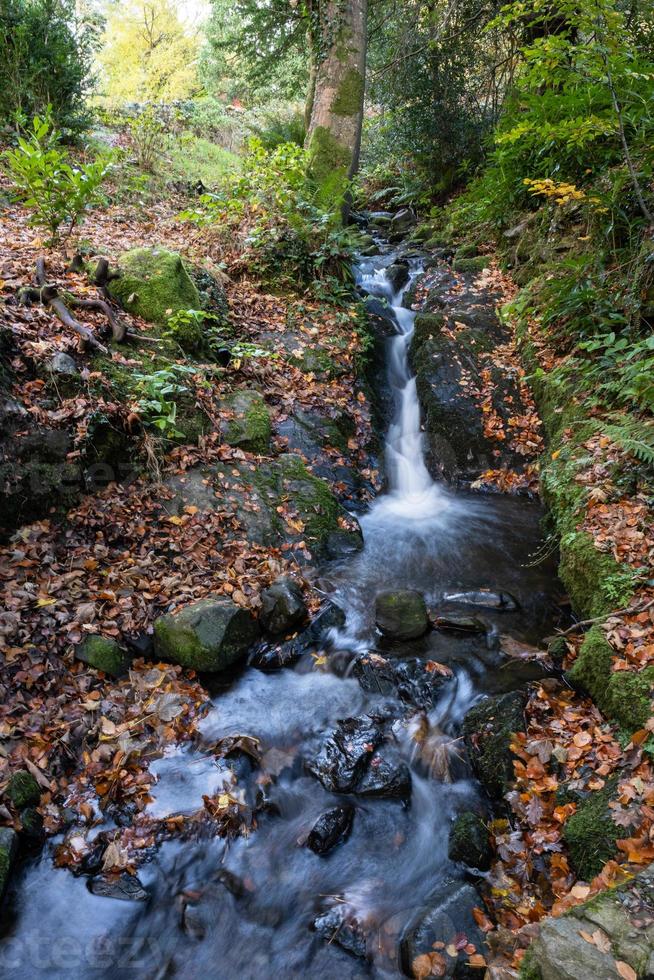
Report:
1,242,560,978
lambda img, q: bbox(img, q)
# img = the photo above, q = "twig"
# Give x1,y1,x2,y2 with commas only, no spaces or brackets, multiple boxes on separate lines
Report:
31,257,108,354
557,597,654,636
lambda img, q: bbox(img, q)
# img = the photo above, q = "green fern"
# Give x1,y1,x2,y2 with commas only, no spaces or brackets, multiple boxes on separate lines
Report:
602,416,654,468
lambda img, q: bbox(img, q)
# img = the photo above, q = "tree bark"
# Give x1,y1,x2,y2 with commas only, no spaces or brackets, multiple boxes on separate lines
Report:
306,0,368,217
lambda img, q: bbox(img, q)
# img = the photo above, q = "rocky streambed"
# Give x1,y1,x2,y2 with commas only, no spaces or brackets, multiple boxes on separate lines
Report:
0,219,566,978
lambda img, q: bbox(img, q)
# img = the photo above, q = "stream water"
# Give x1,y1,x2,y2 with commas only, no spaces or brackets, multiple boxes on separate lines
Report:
1,243,560,978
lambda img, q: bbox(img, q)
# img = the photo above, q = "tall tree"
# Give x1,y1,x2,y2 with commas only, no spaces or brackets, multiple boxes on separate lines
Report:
305,0,368,209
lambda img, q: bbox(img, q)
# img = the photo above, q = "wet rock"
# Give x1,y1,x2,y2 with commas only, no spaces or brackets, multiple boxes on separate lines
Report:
49,351,78,375
307,717,382,793
260,577,308,636
385,262,410,293
154,596,260,672
250,601,346,671
442,591,518,612
125,631,155,659
221,389,271,454
389,208,417,238
434,615,486,634
88,872,149,902
325,529,364,559
0,827,18,904
313,905,367,958
6,770,41,810
352,653,451,709
400,878,486,978
19,806,44,842
307,602,347,640
107,247,200,327
75,635,131,677
375,590,429,641
307,805,354,854
352,653,397,695
463,691,526,800
367,210,393,228
448,812,492,871
356,750,411,799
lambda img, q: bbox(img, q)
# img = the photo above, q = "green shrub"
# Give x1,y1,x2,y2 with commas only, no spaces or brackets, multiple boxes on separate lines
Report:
133,365,198,439
3,111,111,241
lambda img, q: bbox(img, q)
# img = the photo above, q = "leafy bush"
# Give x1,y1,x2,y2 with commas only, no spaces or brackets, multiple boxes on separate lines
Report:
3,111,111,241
133,365,197,439
180,139,360,293
0,0,95,134
128,108,166,172
253,109,306,150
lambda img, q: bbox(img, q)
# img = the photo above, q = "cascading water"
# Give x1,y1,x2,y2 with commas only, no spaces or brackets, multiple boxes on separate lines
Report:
2,235,560,980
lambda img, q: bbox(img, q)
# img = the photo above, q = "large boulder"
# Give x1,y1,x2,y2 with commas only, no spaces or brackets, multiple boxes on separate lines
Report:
389,208,417,238
153,597,260,672
107,247,200,326
375,590,429,641
259,576,308,636
524,862,654,979
462,691,526,800
400,877,487,978
221,390,271,454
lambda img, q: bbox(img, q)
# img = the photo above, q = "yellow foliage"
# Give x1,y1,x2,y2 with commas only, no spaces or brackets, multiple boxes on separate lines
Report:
97,0,201,102
523,177,602,209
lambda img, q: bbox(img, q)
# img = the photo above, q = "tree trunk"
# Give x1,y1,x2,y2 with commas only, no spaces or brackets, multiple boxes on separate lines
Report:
306,0,368,216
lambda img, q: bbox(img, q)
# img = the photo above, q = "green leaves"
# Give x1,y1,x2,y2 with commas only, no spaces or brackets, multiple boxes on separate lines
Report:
3,110,111,242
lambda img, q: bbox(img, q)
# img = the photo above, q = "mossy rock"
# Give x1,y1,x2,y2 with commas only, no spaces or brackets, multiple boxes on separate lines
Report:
0,827,17,904
558,531,632,621
454,243,479,260
463,691,526,800
375,590,429,641
6,770,40,810
107,248,200,326
163,313,204,354
222,390,271,453
289,346,340,379
518,948,542,980
75,635,131,677
563,782,621,881
412,312,444,348
448,811,492,870
153,596,260,672
571,629,654,732
452,255,491,274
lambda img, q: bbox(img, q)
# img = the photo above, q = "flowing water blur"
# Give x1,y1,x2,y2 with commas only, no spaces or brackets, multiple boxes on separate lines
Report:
1,242,560,979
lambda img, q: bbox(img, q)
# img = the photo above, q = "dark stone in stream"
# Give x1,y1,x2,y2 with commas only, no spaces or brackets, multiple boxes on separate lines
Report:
325,529,364,560
400,877,487,978
356,750,411,799
88,872,149,902
385,261,410,293
306,717,382,793
462,690,527,801
352,653,452,710
250,601,346,671
375,590,429,641
448,811,493,871
442,590,519,612
307,805,354,854
260,576,308,636
0,827,18,904
434,615,486,634
389,208,417,238
313,905,367,958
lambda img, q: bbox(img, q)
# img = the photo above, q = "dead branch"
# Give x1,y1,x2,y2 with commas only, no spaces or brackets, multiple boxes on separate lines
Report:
27,257,109,354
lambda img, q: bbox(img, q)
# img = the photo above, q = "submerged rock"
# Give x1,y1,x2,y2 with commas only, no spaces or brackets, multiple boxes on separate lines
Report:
260,577,308,636
400,878,487,978
434,615,486,634
442,591,519,612
448,812,492,871
88,872,149,902
375,590,429,641
307,805,354,855
356,750,411,799
463,691,526,800
75,635,131,677
107,247,200,327
313,905,367,958
154,596,260,672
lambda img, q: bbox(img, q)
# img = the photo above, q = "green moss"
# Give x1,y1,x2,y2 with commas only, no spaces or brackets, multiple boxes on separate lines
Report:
605,667,654,732
289,346,337,378
164,316,204,354
0,827,17,902
454,243,479,260
563,782,620,881
153,598,259,672
331,68,364,116
75,635,131,677
448,812,492,870
462,691,526,800
6,771,40,809
223,390,271,453
518,948,542,980
107,248,200,326
413,312,444,348
307,126,352,207
567,625,614,705
559,532,632,620
452,255,491,273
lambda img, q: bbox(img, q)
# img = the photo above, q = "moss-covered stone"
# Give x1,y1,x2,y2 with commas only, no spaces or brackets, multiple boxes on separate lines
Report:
605,666,654,733
6,770,40,810
75,635,131,677
559,531,631,621
452,255,491,274
164,314,204,354
463,691,526,800
563,783,620,881
107,248,200,326
153,596,260,672
0,827,17,904
222,390,271,453
454,243,479,260
566,625,614,707
289,346,339,378
448,811,492,870
375,590,429,641
518,948,542,980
